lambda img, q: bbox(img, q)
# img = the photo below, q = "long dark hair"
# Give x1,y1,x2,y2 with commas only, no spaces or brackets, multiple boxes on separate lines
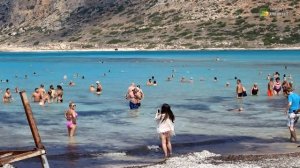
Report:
160,103,175,123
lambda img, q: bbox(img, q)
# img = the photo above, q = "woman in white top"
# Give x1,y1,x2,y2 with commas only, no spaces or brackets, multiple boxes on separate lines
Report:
155,103,175,158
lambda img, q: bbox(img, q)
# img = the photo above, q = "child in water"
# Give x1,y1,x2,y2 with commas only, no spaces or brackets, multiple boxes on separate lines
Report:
155,103,175,158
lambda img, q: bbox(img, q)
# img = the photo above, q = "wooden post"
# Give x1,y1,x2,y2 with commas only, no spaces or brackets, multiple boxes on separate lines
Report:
19,91,50,168
19,91,44,149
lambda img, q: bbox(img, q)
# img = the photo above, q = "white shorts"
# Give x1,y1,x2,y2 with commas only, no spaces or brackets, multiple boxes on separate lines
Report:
287,113,297,127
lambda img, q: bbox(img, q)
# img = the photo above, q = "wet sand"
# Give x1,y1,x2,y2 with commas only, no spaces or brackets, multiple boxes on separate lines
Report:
136,150,300,168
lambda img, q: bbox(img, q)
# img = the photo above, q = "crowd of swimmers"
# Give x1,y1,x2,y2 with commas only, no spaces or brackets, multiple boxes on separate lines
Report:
31,84,64,106
0,68,298,157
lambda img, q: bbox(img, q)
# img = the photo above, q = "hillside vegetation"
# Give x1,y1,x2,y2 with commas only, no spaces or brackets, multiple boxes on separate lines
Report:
0,0,300,50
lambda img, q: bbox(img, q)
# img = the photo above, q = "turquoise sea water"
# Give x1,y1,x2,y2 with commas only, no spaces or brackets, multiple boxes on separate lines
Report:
0,50,300,167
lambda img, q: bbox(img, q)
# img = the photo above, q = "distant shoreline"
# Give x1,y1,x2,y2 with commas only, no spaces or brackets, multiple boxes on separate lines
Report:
0,46,300,52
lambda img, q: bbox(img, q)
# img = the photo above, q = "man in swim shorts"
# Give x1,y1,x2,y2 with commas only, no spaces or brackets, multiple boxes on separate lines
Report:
236,79,245,98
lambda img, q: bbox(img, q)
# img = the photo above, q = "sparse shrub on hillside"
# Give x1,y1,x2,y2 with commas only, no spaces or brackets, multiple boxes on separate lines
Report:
33,41,39,46
111,23,124,28
194,37,203,40
266,23,277,31
182,43,193,47
207,31,223,36
68,36,82,42
284,25,291,32
174,26,183,32
146,43,157,49
121,27,136,35
279,33,300,44
115,5,125,14
109,31,119,35
243,30,259,41
290,0,300,6
234,9,244,15
235,17,245,25
178,29,192,37
135,21,144,25
184,35,193,39
189,45,201,49
149,13,163,26
136,27,152,33
145,0,158,10
263,33,279,45
242,23,256,29
147,35,154,39
165,36,178,42
212,36,226,41
251,5,270,13
217,21,226,28
124,9,135,16
172,15,183,22
107,39,129,44
82,44,94,48
89,37,100,42
129,16,144,24
60,31,69,37
149,12,159,19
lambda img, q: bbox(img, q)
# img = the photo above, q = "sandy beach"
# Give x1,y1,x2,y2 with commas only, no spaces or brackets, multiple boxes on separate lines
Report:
1,44,300,52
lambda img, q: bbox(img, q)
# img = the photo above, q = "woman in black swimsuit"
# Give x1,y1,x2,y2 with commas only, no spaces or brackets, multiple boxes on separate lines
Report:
251,83,259,96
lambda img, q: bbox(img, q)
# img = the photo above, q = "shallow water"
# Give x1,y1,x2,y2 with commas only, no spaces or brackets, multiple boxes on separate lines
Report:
0,50,300,168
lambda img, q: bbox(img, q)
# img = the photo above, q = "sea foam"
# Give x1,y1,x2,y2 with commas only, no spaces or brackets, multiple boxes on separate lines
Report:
145,150,260,168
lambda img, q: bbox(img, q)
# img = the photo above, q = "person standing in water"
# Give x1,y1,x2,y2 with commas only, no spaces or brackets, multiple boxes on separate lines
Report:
56,85,64,103
273,77,282,96
284,87,300,142
127,87,140,109
267,78,274,96
3,88,12,103
155,103,175,158
236,79,246,98
95,81,103,95
65,102,78,137
251,83,259,96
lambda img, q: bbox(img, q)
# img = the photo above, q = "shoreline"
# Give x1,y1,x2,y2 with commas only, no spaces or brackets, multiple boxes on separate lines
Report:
137,150,300,168
1,46,300,52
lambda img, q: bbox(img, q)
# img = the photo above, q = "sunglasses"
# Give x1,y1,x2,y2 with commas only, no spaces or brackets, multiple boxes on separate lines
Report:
72,104,76,107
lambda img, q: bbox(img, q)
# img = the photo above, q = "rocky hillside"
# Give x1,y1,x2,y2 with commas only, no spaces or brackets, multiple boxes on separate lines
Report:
0,0,300,50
